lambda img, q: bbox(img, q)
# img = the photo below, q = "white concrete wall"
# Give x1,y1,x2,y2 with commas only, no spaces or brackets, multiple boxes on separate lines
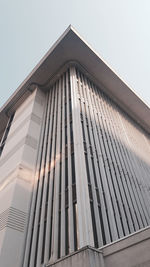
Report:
0,88,46,267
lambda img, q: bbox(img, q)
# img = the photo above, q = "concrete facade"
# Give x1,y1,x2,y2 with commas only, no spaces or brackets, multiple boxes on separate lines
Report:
0,27,150,267
46,226,150,267
0,89,45,266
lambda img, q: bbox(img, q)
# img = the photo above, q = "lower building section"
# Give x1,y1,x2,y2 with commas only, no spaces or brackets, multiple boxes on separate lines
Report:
0,64,150,267
47,226,150,267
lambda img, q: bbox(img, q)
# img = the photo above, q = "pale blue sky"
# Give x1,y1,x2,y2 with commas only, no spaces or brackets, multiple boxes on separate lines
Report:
0,0,150,108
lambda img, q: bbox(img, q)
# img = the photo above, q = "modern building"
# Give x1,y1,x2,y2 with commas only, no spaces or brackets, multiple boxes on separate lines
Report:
0,26,150,267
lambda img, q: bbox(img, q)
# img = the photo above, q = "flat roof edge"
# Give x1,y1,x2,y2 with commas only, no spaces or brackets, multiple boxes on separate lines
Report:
0,26,150,135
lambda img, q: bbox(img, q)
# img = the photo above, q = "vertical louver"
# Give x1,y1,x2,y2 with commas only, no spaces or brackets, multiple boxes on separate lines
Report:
75,67,150,248
23,69,78,267
23,65,150,267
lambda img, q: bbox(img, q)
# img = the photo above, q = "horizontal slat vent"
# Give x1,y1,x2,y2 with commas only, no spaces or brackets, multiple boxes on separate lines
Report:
0,207,27,232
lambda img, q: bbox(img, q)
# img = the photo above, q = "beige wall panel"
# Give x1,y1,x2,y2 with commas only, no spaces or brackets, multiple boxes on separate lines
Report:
0,87,46,267
0,228,25,267
0,147,24,182
0,178,16,212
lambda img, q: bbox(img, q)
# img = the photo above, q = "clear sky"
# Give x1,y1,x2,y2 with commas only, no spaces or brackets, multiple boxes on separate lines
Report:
0,0,150,108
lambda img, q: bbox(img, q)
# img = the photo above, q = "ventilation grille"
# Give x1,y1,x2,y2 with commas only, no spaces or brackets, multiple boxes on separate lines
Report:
0,207,27,232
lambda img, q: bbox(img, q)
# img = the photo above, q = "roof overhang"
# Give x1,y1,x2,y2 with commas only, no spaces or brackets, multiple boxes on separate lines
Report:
1,25,150,137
